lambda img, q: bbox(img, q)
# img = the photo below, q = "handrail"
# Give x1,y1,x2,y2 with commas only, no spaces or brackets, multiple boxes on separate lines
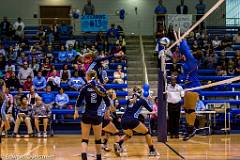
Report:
139,35,148,84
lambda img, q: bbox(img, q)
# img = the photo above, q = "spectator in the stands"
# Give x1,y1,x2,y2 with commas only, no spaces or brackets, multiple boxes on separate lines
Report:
45,45,55,63
192,40,199,52
0,17,12,37
6,72,20,91
96,32,105,51
5,46,18,62
41,58,52,77
68,71,86,91
82,0,95,15
42,85,55,109
13,17,25,40
66,44,78,62
107,24,119,51
27,86,39,106
116,35,126,52
36,25,46,40
233,31,240,44
55,88,69,123
113,65,125,84
227,59,235,76
23,76,33,91
31,48,44,63
14,87,24,107
47,69,61,91
195,0,206,29
212,36,221,50
150,97,158,134
167,24,175,41
5,60,15,73
195,98,207,130
0,43,6,57
58,45,67,62
176,0,188,14
216,65,227,76
33,96,51,138
17,52,27,68
0,51,6,71
47,65,60,78
13,95,33,138
203,49,217,69
30,58,40,76
33,71,47,91
218,50,227,64
236,59,240,75
18,61,34,85
60,64,71,83
221,35,233,50
154,0,167,32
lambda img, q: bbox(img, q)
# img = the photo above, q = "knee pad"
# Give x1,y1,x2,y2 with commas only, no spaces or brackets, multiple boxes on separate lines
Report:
95,139,102,144
81,139,89,144
185,109,195,114
142,130,150,136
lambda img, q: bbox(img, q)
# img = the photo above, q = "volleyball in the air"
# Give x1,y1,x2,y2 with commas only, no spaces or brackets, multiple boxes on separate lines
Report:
160,37,170,47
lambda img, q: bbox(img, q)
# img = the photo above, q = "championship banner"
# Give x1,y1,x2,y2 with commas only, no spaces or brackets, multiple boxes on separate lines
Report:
81,15,108,32
167,14,192,32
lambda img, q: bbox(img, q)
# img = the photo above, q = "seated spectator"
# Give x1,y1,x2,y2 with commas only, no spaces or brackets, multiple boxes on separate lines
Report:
18,61,34,85
13,95,33,138
27,86,39,106
13,17,25,40
30,58,40,76
236,59,240,75
33,71,47,91
216,65,227,76
45,45,55,63
33,96,51,138
233,31,240,44
5,72,20,91
66,44,78,62
46,65,59,79
0,43,6,57
68,71,85,91
212,36,221,49
107,24,119,51
23,76,33,91
113,65,125,84
5,46,18,62
17,52,28,68
5,61,15,73
41,58,52,77
0,52,6,71
195,99,207,132
30,48,44,63
60,64,71,83
192,40,199,52
203,49,217,69
36,25,46,40
58,45,67,62
47,69,61,90
14,87,24,107
41,85,55,109
55,88,69,108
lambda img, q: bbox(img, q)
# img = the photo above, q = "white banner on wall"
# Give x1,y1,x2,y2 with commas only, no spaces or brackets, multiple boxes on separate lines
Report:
167,14,192,32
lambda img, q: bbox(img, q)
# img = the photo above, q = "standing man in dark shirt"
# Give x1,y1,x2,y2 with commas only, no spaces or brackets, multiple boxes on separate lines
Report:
176,0,188,14
82,0,95,15
154,0,167,32
195,0,206,29
0,17,11,37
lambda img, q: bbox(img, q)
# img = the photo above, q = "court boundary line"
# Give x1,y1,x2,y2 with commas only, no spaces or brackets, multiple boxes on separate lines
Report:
164,142,185,160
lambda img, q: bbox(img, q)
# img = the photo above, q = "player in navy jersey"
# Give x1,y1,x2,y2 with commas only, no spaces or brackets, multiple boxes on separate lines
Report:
85,51,124,83
113,86,157,157
74,70,111,160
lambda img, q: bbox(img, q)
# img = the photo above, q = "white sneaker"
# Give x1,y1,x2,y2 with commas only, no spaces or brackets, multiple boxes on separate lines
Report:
113,143,121,157
43,132,47,138
37,132,41,138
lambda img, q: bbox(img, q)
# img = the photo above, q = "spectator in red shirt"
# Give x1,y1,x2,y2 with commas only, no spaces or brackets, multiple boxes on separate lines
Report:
23,76,33,91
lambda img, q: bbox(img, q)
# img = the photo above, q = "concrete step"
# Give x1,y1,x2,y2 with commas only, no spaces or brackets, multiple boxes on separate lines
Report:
126,55,142,60
128,75,144,81
128,81,143,86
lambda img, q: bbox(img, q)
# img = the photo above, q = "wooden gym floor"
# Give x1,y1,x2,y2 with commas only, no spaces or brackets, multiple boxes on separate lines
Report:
1,135,240,160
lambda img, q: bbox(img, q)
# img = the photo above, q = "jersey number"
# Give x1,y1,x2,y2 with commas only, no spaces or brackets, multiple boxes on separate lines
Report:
91,93,97,103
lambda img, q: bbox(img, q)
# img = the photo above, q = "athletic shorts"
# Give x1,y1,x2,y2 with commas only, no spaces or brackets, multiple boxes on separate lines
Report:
121,117,140,130
81,114,102,125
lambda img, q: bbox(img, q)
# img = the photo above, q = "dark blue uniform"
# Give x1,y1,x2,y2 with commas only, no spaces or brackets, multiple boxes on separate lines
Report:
76,82,111,125
121,97,153,130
